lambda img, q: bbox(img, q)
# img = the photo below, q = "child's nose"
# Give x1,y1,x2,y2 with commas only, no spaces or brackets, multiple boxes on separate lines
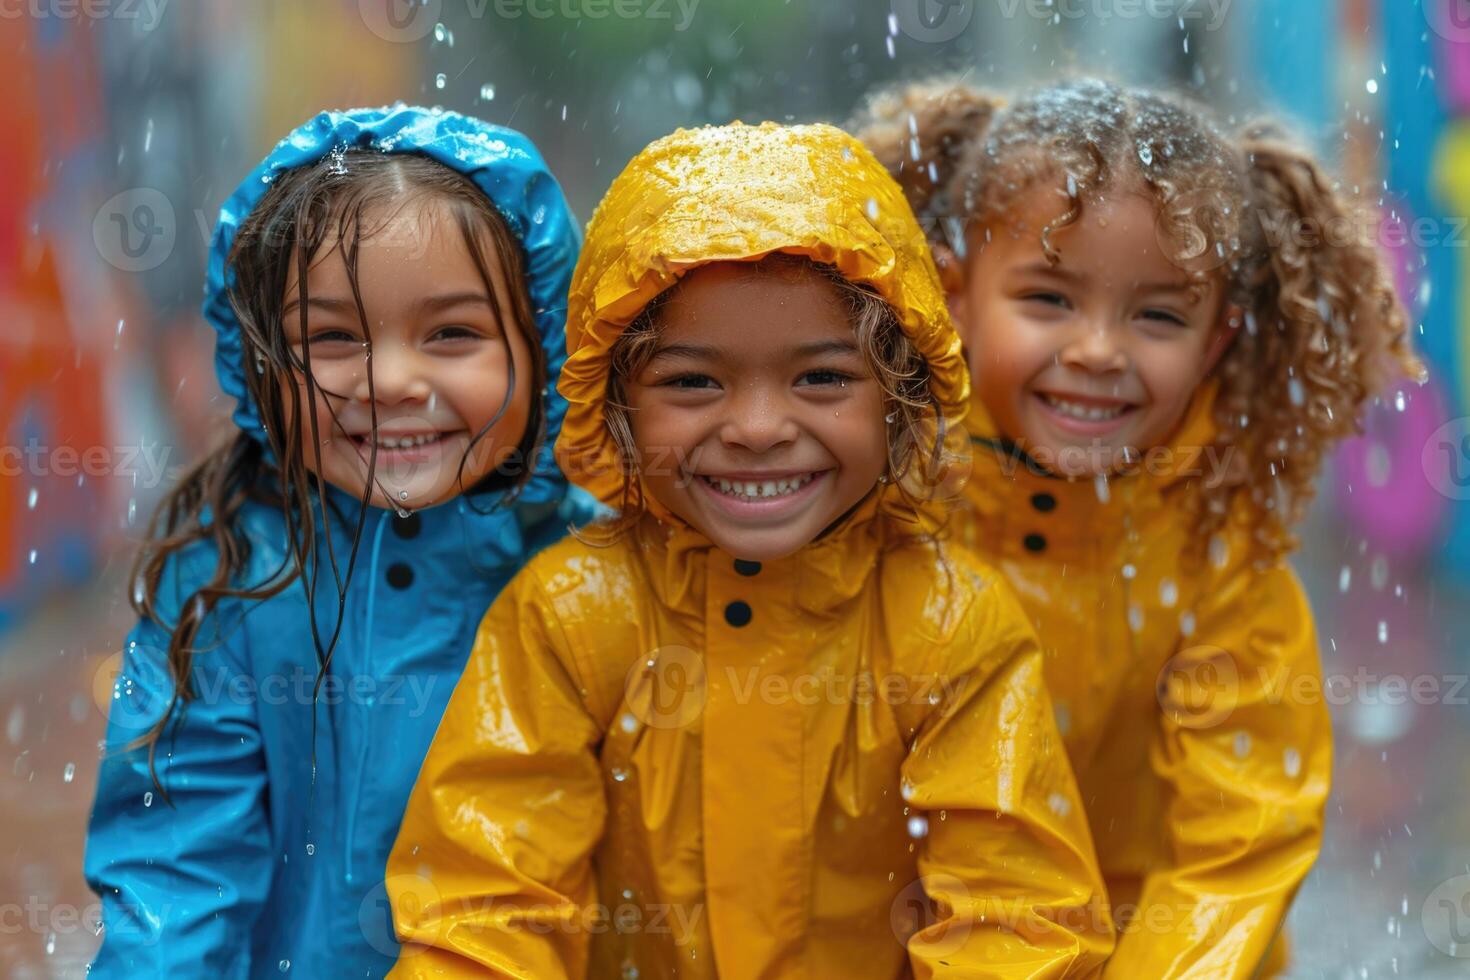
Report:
1059,321,1130,374
353,345,433,405
720,387,799,453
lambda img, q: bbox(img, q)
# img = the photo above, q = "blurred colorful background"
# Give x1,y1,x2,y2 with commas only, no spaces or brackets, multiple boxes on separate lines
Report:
2,0,1468,975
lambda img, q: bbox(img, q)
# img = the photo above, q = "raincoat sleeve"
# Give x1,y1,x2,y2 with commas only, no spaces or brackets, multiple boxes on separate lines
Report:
1108,555,1331,978
84,559,272,978
385,565,606,979
899,566,1114,978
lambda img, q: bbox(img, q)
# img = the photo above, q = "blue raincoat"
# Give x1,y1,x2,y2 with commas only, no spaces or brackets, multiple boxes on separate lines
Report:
83,106,593,978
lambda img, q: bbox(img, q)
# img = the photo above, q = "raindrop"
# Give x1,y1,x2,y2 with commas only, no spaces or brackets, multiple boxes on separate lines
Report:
884,411,898,424
278,960,291,973
907,815,928,839
1377,621,1388,644
63,762,75,783
433,22,446,42
1127,604,1144,633
1287,378,1305,406
1093,473,1110,503
479,84,496,102
45,932,56,955
434,73,447,90
619,713,638,734
611,767,628,782
28,550,37,565
1208,535,1229,568
143,791,154,807
1121,563,1137,580
1365,79,1379,95
1179,611,1196,637
1159,579,1178,608
27,488,37,510
865,198,879,221
305,843,315,856
398,490,409,501
1233,731,1252,758
1137,142,1154,167
1339,566,1352,592
1394,390,1406,411
1047,792,1072,818
1370,555,1389,590
1283,747,1302,778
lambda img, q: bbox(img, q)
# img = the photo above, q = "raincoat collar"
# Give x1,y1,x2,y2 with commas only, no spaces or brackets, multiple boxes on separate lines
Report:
202,104,581,508
554,121,970,536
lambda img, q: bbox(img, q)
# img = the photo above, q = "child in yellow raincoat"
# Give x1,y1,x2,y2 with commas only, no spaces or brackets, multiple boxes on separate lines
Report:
385,122,1116,978
856,77,1422,977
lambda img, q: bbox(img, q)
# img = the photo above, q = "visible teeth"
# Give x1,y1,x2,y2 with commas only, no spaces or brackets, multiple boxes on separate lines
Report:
1043,395,1127,421
374,433,439,449
707,473,816,499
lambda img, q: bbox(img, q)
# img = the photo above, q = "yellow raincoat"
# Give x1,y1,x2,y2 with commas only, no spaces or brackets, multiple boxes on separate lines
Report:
957,387,1331,978
386,123,1114,978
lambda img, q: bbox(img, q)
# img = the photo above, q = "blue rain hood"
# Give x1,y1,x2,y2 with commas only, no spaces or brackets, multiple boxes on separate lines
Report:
85,106,593,979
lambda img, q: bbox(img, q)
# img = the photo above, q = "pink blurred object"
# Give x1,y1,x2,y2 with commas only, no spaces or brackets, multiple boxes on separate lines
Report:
1331,207,1448,560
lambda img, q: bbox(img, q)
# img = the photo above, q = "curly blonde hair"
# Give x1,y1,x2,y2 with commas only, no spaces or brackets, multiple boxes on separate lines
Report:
854,76,1422,556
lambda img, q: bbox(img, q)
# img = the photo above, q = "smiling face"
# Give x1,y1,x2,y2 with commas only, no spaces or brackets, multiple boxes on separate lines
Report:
622,261,889,561
951,186,1233,478
281,195,533,510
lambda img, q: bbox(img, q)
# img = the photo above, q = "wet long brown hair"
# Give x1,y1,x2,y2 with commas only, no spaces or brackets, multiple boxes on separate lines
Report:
130,151,546,792
855,76,1422,556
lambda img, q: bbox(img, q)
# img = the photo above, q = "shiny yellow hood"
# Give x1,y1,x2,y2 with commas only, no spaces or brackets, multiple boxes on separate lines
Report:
555,121,969,516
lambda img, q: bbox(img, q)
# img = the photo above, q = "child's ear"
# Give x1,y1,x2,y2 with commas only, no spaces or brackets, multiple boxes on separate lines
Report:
1204,302,1244,374
932,242,969,333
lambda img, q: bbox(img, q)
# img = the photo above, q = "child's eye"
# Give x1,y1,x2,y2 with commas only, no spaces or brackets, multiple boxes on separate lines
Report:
798,369,855,387
307,329,359,344
1140,309,1188,327
430,324,481,342
1022,291,1071,310
661,373,719,390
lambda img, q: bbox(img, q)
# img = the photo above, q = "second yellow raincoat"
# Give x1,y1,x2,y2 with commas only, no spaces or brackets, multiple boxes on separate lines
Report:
386,123,1114,978
957,388,1332,978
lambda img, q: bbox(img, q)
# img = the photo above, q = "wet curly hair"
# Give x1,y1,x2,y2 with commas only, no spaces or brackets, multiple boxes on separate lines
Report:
854,75,1422,556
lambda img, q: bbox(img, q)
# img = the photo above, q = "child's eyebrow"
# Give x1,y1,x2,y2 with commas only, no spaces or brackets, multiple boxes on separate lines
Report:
281,291,492,318
789,339,861,358
649,338,861,362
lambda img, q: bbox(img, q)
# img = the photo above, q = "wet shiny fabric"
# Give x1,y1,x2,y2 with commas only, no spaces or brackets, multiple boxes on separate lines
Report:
387,122,1114,979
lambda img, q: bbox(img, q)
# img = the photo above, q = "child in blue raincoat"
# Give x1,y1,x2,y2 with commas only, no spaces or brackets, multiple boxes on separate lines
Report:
84,106,594,978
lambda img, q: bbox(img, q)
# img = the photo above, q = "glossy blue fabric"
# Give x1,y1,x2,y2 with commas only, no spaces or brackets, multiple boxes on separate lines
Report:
84,106,591,978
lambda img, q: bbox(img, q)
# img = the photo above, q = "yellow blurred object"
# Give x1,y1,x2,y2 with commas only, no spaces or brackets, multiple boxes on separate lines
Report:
958,386,1331,979
386,122,1113,978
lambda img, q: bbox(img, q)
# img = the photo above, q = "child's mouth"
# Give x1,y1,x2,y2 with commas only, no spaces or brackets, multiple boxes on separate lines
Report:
1033,392,1138,434
695,470,828,520
350,430,460,464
